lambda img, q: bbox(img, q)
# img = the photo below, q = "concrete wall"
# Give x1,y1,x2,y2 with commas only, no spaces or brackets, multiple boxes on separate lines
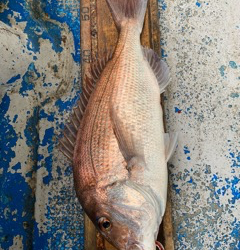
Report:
0,0,239,249
159,0,240,249
0,1,84,249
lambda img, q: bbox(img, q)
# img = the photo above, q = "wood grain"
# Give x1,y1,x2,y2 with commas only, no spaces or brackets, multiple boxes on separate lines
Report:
80,1,174,249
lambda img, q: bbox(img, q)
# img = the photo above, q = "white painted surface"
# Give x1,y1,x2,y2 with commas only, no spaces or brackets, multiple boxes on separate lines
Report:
159,0,240,248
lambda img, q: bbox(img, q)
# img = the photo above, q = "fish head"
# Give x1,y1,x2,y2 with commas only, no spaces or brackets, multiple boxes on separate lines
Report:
83,180,162,250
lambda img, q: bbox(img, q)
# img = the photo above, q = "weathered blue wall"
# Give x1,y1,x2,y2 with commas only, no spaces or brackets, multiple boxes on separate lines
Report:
0,0,84,249
159,0,240,249
0,0,239,249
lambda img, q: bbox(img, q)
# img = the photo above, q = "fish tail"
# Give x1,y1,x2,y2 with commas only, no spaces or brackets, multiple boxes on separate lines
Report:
106,0,148,32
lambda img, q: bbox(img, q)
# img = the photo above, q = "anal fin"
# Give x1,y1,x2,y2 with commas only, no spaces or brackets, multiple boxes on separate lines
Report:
164,133,178,162
142,47,170,94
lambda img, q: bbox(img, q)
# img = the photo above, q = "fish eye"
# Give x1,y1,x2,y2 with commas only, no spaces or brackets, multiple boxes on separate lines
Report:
98,217,112,231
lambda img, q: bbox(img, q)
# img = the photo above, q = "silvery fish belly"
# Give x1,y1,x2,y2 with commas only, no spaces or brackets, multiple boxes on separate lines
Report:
59,0,177,249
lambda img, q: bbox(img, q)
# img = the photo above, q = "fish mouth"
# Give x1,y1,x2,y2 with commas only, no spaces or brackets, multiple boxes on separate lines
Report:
126,241,164,250
126,244,143,250
126,239,144,250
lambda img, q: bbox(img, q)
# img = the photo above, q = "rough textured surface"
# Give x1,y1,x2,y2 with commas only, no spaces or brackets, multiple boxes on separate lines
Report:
158,0,240,249
0,0,84,249
1,0,239,249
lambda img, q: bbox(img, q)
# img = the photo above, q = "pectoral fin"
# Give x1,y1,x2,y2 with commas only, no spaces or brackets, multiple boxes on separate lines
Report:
164,133,178,162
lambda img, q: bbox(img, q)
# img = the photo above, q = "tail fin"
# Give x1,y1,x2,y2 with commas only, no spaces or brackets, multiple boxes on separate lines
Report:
106,0,148,32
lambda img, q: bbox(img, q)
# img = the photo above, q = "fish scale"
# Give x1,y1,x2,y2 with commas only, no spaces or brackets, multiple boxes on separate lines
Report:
60,0,177,249
74,57,127,193
110,25,167,209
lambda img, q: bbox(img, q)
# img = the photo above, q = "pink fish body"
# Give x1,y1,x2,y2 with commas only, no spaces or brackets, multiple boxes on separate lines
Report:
60,0,177,249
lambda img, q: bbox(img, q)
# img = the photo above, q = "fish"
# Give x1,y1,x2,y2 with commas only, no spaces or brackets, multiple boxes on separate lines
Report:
59,0,177,249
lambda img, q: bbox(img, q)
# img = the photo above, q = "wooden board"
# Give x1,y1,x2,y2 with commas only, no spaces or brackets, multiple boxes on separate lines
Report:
80,1,174,249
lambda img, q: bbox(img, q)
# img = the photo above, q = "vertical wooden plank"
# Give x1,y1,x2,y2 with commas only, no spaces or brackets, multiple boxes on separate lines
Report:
104,240,118,250
90,0,98,62
141,4,151,47
163,192,175,250
84,214,97,250
96,232,105,250
148,0,161,53
96,0,118,53
80,0,91,78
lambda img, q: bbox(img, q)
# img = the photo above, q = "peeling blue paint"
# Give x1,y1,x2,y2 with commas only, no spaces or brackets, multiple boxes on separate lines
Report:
0,0,80,61
55,94,80,114
172,184,181,194
159,0,167,11
19,63,40,97
0,93,35,249
0,172,35,249
12,114,18,123
229,151,240,168
0,0,60,53
184,146,191,161
39,110,55,122
229,61,238,69
33,222,49,250
210,173,240,206
228,177,240,204
184,146,190,154
12,162,22,171
0,0,83,249
41,127,54,147
219,65,226,77
6,74,21,84
230,219,240,249
161,48,168,58
159,0,239,248
42,0,81,62
187,177,193,183
196,2,201,7
230,93,239,98
42,156,53,185
0,94,18,164
174,107,182,113
24,107,40,152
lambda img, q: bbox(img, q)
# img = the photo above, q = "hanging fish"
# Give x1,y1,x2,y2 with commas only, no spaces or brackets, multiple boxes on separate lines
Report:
60,0,177,249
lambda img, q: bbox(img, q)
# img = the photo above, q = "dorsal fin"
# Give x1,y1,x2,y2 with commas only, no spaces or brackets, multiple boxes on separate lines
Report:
59,51,113,162
142,47,170,94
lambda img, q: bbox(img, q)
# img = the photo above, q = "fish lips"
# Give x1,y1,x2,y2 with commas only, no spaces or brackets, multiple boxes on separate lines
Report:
126,244,156,250
126,240,156,250
127,244,143,250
